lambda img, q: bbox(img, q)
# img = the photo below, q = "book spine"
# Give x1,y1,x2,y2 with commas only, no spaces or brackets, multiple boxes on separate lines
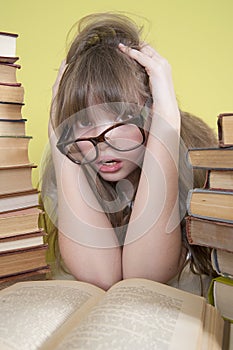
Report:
203,169,210,189
189,187,233,197
187,146,233,169
211,249,221,274
0,243,48,256
0,32,18,37
184,216,194,244
217,114,224,147
211,249,233,279
0,82,21,87
217,113,233,148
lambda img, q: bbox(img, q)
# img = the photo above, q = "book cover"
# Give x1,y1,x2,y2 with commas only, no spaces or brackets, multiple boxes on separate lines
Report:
187,146,233,169
185,216,233,251
187,188,233,223
218,113,233,148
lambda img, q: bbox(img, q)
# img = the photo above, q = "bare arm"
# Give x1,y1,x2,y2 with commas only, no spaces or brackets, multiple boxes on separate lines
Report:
49,43,185,289
119,44,186,282
49,63,122,290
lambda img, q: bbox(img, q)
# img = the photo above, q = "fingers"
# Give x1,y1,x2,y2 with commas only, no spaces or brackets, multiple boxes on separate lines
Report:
118,43,179,123
118,43,165,68
118,43,152,69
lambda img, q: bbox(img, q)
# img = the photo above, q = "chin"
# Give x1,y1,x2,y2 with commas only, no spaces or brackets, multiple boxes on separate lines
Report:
99,172,127,182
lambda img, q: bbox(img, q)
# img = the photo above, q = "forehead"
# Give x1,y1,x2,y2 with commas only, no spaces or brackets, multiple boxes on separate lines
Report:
84,105,116,123
67,102,143,125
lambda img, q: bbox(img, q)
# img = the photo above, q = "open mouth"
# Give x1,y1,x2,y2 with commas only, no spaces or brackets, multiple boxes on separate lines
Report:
100,160,119,166
98,158,122,173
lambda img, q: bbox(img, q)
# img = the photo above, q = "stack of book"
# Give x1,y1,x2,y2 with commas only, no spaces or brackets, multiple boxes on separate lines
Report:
0,32,50,287
186,112,233,332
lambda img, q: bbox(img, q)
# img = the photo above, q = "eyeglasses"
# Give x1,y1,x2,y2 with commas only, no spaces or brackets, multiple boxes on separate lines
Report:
56,101,150,165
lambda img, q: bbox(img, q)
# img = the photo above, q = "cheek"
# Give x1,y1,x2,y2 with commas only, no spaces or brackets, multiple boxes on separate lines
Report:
124,146,145,166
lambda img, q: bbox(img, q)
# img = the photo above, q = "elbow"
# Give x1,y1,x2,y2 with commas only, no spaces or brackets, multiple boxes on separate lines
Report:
88,275,122,291
58,231,123,290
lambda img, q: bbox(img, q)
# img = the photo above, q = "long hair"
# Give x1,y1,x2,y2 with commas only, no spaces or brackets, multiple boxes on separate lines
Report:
180,111,217,277
41,12,218,278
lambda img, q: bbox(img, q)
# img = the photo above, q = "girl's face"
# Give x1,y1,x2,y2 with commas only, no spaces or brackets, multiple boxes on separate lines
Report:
71,102,148,182
93,140,145,182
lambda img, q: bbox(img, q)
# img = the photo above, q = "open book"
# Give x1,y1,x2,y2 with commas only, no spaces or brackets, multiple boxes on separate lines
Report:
0,278,224,350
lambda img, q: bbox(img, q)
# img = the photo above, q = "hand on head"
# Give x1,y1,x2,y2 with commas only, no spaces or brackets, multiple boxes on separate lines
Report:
118,43,180,124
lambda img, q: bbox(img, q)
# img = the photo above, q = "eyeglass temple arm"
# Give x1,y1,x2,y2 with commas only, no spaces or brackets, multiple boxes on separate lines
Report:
57,124,75,147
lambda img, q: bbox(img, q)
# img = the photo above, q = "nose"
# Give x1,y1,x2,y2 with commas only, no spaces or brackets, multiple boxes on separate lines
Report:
97,140,109,151
94,123,113,148
95,123,111,135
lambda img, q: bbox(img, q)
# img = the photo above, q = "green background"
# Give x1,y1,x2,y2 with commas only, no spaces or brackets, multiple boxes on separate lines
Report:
1,0,233,185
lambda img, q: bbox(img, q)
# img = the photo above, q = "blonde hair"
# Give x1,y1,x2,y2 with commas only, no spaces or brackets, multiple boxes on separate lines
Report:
42,12,218,279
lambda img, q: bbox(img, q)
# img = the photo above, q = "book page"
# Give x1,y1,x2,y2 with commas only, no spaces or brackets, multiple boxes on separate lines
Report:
53,278,207,350
0,280,104,350
222,321,232,350
200,303,224,350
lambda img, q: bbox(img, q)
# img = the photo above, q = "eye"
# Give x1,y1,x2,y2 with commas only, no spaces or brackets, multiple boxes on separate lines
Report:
76,115,93,128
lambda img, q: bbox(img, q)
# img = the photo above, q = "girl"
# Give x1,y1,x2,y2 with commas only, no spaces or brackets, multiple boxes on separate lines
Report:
41,12,217,293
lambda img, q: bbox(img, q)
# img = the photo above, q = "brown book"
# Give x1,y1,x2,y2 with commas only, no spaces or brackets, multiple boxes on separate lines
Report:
187,146,233,169
187,188,233,222
0,57,18,64
0,101,24,119
0,63,21,85
0,207,42,237
0,84,24,103
0,244,48,277
185,216,233,252
0,189,39,213
0,164,37,195
204,169,233,190
0,135,32,166
0,278,225,349
0,118,26,136
0,32,18,64
211,249,233,277
0,266,50,290
218,113,233,148
0,229,46,252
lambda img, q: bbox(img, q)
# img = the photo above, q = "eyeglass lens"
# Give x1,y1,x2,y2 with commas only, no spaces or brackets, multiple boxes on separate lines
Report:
64,123,144,163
